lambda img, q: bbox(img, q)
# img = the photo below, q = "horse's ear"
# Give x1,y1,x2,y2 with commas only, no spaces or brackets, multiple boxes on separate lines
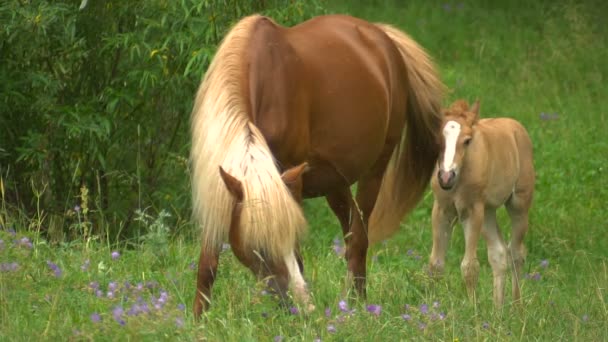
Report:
469,99,480,124
219,166,244,202
281,162,309,184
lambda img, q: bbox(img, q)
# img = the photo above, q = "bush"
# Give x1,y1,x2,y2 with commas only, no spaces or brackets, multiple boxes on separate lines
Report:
0,0,327,242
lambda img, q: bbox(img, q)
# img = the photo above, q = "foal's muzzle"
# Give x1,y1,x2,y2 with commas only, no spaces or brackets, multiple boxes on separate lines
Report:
437,169,456,190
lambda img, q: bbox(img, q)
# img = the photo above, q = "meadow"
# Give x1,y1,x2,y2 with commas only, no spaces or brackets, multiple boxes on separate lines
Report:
1,0,607,340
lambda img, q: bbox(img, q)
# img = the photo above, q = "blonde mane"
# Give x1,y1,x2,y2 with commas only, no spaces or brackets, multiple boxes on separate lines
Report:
190,15,307,261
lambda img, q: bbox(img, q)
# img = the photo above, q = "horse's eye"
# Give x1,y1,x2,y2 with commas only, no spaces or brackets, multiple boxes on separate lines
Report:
464,138,472,146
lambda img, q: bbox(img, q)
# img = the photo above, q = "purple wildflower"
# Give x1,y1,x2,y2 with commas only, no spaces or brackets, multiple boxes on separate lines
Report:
433,301,440,308
18,237,33,249
112,306,125,325
418,322,427,330
135,282,144,291
95,290,103,297
111,251,120,260
80,259,90,271
127,304,141,316
107,291,115,299
0,262,19,272
366,304,382,316
74,205,81,213
532,272,541,281
274,336,283,342
325,307,331,317
289,306,299,315
333,238,344,256
178,303,186,311
482,322,490,329
189,261,196,270
338,300,349,313
46,261,62,277
582,314,589,322
90,312,102,323
402,314,411,321
420,304,429,314
540,259,549,268
327,324,337,333
439,312,447,320
88,281,99,290
108,281,118,292
175,317,184,328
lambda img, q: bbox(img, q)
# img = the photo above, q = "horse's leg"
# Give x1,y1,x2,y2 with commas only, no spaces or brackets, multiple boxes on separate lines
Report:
193,247,220,320
429,201,456,277
460,203,483,303
326,188,354,240
506,191,532,303
326,187,361,294
482,209,508,308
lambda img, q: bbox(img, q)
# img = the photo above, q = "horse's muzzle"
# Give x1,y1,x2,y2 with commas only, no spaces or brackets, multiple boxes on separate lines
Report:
438,169,456,190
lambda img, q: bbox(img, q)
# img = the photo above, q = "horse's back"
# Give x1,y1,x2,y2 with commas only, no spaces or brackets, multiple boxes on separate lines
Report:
477,118,534,206
246,15,409,192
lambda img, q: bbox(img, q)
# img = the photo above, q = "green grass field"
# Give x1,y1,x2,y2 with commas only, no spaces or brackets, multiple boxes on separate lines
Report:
2,0,607,340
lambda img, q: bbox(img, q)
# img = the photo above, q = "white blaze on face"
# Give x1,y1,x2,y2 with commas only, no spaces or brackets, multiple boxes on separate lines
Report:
285,251,315,312
442,120,461,171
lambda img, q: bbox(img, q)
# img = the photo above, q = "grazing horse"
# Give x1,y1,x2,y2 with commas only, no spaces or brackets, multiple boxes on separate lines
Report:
428,99,535,308
190,13,444,319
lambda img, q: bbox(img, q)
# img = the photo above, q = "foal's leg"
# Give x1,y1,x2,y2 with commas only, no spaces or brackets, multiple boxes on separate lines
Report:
460,203,484,303
482,209,508,308
429,201,456,277
193,247,220,319
506,192,532,303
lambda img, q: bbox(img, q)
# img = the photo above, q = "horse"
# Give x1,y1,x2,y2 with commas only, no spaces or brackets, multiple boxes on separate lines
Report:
190,13,445,319
428,99,535,308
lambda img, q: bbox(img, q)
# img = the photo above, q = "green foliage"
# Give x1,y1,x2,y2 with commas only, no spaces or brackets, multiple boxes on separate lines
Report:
0,0,327,241
1,0,607,340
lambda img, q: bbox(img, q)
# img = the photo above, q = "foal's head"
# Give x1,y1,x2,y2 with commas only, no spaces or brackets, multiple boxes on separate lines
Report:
436,99,480,190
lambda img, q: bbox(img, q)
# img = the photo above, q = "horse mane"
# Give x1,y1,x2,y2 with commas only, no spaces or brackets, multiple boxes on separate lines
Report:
190,15,307,261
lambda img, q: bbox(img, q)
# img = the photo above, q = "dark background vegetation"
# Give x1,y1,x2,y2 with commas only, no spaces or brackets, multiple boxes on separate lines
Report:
0,0,326,242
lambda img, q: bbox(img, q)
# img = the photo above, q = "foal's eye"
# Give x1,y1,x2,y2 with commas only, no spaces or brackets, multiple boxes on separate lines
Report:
464,137,472,146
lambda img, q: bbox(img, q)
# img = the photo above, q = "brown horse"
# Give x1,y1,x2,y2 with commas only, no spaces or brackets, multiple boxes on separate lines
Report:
190,14,444,319
428,100,535,308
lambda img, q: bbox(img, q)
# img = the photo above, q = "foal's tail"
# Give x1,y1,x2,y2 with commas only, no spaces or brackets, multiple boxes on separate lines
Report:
368,24,445,245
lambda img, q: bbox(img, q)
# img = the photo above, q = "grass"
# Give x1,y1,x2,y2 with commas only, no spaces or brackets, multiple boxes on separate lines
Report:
1,0,607,340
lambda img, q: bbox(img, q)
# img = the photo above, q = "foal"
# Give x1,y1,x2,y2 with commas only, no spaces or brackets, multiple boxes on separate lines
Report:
429,100,535,307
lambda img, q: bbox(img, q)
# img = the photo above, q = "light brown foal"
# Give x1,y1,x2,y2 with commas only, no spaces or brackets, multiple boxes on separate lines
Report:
429,99,535,308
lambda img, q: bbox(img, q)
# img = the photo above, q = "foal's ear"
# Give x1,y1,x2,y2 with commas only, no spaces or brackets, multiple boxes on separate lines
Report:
280,162,310,184
219,166,244,202
468,99,480,124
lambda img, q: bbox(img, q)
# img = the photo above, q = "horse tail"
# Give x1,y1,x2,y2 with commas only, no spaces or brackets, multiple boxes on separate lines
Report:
368,24,445,245
190,15,307,261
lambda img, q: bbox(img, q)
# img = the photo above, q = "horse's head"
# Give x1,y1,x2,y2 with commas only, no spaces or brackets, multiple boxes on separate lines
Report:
436,99,479,190
218,162,309,205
